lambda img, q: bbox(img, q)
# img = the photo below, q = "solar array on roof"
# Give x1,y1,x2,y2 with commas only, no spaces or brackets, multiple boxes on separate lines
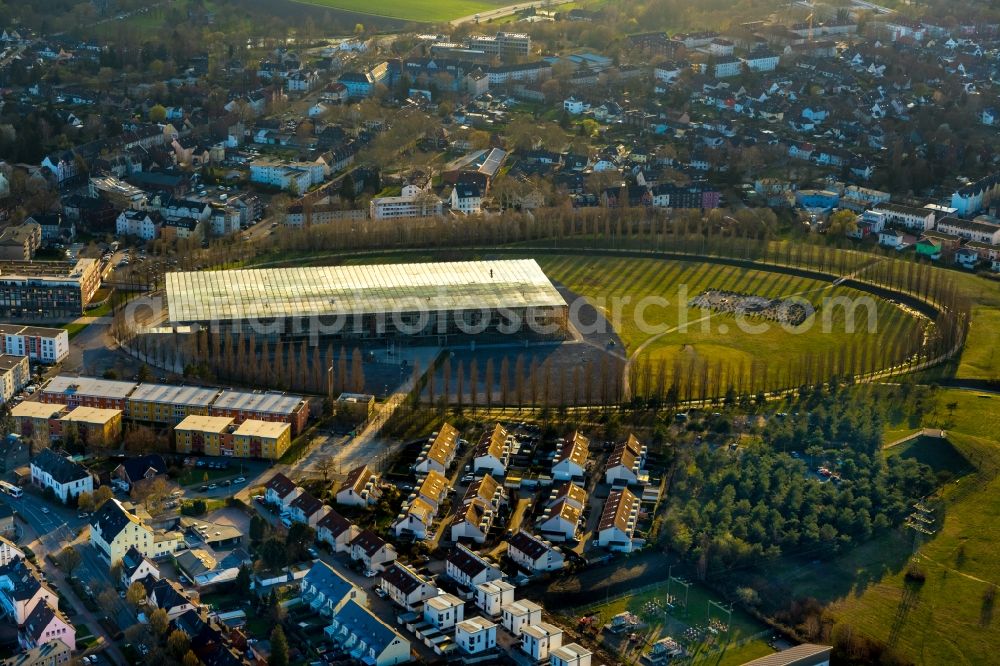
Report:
165,259,566,324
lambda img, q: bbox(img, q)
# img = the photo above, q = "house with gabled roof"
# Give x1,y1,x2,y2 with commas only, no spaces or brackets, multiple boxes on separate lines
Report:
264,473,302,508
350,530,397,572
596,488,643,552
288,491,329,527
538,499,581,542
507,531,565,573
379,562,436,610
0,558,56,624
336,465,381,507
325,600,411,665
29,449,93,504
146,577,196,619
119,545,160,589
113,454,167,490
300,560,366,617
451,475,505,544
604,434,647,486
317,508,358,553
472,423,510,478
445,544,503,590
20,602,74,652
552,432,589,481
414,423,459,475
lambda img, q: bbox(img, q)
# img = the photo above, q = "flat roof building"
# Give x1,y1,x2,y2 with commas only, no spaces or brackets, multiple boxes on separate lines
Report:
165,259,568,341
126,383,220,424
0,259,101,320
41,376,138,410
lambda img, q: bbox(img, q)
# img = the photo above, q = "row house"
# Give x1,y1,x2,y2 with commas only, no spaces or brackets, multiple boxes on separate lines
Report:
507,531,565,573
596,488,643,553
445,545,503,591
450,475,505,544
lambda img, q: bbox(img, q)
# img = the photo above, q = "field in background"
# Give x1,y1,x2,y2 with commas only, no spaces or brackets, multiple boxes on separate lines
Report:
538,255,922,392
292,0,506,22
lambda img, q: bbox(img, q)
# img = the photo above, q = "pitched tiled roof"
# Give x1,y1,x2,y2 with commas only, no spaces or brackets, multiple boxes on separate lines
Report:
31,449,90,485
507,531,552,560
264,473,297,498
350,529,386,556
91,499,142,543
380,563,427,595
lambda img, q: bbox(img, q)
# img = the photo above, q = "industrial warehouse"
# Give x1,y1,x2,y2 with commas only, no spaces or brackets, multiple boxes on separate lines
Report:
164,259,569,340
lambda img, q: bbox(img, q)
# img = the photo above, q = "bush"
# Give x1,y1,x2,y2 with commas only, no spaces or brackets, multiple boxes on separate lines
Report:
180,499,207,516
21,546,35,562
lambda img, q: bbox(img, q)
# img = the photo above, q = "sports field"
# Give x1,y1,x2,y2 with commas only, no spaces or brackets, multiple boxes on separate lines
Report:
575,578,774,665
537,255,923,394
292,0,505,22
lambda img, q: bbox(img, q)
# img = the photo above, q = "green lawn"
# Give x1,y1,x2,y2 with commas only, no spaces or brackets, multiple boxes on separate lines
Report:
940,271,1000,381
538,255,921,394
63,322,90,339
292,0,504,22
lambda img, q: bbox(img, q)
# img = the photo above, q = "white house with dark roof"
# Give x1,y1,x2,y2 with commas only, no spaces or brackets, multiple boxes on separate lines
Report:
288,491,330,527
146,578,196,620
507,531,565,572
30,449,93,503
317,508,359,552
119,545,159,589
379,562,437,610
445,544,503,590
350,530,397,572
264,472,302,508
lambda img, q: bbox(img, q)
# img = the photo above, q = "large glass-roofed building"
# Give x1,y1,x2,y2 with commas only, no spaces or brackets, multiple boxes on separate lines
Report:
165,259,568,340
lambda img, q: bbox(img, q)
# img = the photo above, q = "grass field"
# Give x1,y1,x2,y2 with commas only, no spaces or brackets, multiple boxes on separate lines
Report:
948,272,1000,380
292,0,505,22
577,578,774,665
763,388,1000,664
537,255,922,392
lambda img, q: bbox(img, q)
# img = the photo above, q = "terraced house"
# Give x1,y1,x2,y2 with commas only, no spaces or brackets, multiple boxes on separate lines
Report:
552,432,589,481
596,488,643,552
472,423,511,478
450,475,505,544
414,423,459,475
